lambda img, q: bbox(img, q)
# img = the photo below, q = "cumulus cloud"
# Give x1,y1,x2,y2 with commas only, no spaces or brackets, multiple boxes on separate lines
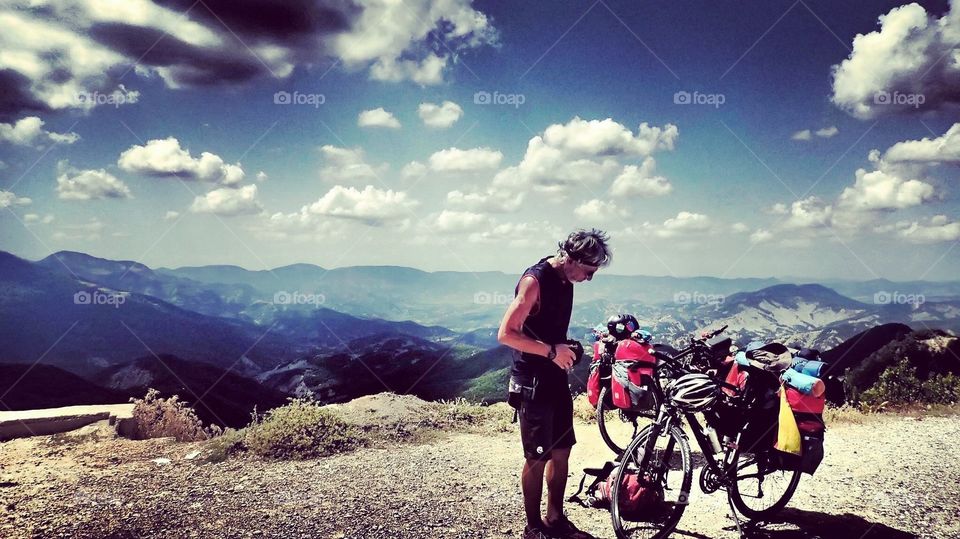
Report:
831,1,960,118
749,229,774,244
836,167,935,211
23,213,54,224
792,126,838,141
791,129,812,141
609,157,672,198
641,211,712,239
303,185,418,225
886,215,960,243
428,147,503,172
781,197,834,230
189,184,262,216
816,126,839,138
883,123,960,163
319,145,388,183
418,100,463,128
401,161,429,180
56,167,133,200
731,222,750,233
357,107,401,129
0,0,497,116
0,116,79,147
467,220,562,247
430,209,489,233
447,188,524,213
164,210,180,221
0,190,32,208
118,137,244,185
573,199,628,221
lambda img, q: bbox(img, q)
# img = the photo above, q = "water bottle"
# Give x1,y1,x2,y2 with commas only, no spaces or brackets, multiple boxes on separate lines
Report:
705,426,722,455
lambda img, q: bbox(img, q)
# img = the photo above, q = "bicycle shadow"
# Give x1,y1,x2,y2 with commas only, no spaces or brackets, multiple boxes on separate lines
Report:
732,508,918,539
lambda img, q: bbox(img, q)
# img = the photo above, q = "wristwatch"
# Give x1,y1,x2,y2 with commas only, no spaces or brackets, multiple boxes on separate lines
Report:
546,344,557,361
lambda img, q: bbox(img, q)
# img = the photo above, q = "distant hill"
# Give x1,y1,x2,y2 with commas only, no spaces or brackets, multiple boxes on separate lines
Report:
843,330,960,401
0,364,126,410
96,354,290,428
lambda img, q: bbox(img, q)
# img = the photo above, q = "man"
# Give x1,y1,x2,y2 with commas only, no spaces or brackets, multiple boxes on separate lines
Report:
497,229,612,539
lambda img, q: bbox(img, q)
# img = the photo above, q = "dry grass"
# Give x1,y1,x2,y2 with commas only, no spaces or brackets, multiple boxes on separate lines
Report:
130,388,210,442
572,393,596,423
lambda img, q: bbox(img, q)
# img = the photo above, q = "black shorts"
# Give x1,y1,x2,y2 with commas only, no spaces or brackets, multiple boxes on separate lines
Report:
518,377,576,461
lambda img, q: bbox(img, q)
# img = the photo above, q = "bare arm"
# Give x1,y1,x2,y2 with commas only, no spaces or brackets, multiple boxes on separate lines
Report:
497,276,575,369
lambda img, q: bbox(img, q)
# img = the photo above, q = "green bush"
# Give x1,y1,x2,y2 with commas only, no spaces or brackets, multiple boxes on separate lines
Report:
244,398,364,459
859,358,960,407
205,427,247,463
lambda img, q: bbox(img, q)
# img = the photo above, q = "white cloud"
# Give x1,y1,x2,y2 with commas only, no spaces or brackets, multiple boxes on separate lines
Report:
467,220,562,247
791,129,812,141
431,210,489,233
401,161,429,180
830,2,960,118
0,117,79,148
782,197,834,230
357,107,401,129
190,185,262,216
883,123,960,164
647,211,712,239
769,202,789,215
542,117,678,157
23,213,54,224
0,0,497,114
164,210,180,221
609,158,672,198
0,190,31,208
750,229,774,244
52,218,105,241
56,168,132,200
731,222,749,233
305,185,418,225
428,147,503,172
319,145,388,183
837,168,935,211
118,137,244,186
815,126,839,138
256,171,268,182
887,215,960,243
447,188,524,213
574,199,628,221
418,101,463,128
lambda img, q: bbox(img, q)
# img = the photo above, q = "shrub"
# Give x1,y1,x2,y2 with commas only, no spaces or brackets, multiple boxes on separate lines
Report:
131,388,209,442
205,427,247,463
572,393,596,423
921,372,960,404
859,358,960,407
244,398,363,459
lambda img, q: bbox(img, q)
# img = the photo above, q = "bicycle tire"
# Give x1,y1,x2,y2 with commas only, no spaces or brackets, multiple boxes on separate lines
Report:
727,447,801,519
597,386,636,454
611,424,692,539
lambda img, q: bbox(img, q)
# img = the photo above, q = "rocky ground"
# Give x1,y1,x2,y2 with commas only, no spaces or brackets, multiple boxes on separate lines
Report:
1,399,958,539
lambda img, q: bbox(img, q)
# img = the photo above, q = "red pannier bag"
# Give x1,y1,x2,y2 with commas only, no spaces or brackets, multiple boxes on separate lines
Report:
785,387,825,414
587,362,602,408
610,340,657,410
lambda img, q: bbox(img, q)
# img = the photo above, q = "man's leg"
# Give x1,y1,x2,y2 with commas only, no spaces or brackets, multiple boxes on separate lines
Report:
521,458,547,528
544,447,571,525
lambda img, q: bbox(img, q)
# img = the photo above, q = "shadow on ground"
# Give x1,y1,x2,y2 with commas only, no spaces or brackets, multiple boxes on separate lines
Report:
726,508,917,538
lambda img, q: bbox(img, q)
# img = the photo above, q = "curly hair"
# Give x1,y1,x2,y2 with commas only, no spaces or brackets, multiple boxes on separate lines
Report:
557,228,612,267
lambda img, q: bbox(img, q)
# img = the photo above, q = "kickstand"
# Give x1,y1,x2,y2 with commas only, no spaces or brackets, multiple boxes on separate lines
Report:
725,495,748,539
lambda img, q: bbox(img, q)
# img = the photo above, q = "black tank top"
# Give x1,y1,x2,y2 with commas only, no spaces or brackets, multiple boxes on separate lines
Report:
510,256,574,384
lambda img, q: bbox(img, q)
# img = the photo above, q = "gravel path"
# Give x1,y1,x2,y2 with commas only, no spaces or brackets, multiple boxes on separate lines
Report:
1,413,958,539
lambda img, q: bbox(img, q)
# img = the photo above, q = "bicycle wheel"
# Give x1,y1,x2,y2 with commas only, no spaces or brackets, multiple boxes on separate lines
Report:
597,386,641,454
611,424,692,539
728,447,801,519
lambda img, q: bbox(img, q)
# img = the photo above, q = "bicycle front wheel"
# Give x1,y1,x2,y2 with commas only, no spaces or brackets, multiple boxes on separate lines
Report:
597,386,659,455
728,447,801,519
611,424,692,539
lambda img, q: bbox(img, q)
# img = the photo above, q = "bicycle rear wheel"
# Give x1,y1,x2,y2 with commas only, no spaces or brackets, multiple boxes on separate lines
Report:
728,447,801,519
597,386,659,455
611,424,692,539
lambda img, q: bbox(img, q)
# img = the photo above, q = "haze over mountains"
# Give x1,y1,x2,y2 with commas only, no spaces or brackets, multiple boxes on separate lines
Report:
2,249,959,424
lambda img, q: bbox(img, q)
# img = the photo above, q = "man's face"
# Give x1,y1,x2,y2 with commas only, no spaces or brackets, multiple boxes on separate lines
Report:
570,259,600,282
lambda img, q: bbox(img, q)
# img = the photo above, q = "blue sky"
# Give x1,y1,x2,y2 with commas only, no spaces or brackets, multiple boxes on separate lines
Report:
1,0,959,280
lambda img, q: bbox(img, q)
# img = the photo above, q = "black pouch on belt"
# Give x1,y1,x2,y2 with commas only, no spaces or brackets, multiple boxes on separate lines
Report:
507,375,538,422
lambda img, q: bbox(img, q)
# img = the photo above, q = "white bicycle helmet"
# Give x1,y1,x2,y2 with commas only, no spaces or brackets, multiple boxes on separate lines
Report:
666,373,720,411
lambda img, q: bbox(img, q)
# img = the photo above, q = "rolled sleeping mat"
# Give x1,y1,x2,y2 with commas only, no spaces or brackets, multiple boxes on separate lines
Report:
735,351,751,367
781,368,825,397
791,358,827,378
